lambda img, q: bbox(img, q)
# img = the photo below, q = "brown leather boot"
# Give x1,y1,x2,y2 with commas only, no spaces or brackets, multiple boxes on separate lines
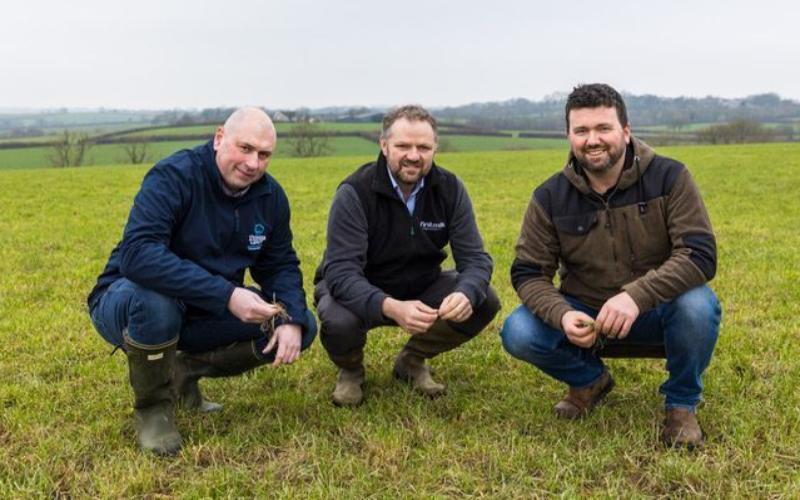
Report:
329,350,365,407
661,408,704,449
554,370,615,419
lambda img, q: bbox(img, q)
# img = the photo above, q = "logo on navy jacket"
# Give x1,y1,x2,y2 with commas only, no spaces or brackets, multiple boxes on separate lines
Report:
419,220,446,231
248,223,267,251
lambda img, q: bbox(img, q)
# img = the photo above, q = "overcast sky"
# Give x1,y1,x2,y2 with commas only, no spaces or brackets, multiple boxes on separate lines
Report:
1,0,798,110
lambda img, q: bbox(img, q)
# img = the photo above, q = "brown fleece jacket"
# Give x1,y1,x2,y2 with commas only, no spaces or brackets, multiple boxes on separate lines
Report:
511,137,716,330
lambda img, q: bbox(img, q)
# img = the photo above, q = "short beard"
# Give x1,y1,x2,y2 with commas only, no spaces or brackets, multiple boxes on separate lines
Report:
575,146,625,175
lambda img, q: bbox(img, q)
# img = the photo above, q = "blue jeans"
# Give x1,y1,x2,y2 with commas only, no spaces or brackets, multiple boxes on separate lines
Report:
89,278,317,361
500,285,721,410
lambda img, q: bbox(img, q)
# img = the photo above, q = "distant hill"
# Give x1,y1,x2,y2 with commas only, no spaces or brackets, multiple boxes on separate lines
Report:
2,93,799,139
435,93,800,130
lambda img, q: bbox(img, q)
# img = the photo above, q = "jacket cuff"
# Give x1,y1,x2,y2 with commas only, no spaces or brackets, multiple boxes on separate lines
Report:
217,281,238,315
546,302,574,332
621,282,656,313
456,283,485,309
274,307,307,329
367,291,389,325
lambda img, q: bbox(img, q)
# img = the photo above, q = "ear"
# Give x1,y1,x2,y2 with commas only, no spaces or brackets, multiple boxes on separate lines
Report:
213,126,224,150
623,123,631,144
379,137,388,156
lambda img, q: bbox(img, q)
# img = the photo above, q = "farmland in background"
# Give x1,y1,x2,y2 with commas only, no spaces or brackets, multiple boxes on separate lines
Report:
0,121,567,170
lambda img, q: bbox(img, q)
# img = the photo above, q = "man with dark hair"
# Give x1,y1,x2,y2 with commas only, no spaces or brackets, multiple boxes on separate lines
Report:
88,107,317,456
501,84,721,448
314,104,500,406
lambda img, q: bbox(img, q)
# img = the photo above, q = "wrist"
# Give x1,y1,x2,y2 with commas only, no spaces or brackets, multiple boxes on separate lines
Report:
381,297,400,320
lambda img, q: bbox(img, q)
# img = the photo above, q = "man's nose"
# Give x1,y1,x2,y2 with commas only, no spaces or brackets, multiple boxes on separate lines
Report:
244,151,260,168
406,147,421,160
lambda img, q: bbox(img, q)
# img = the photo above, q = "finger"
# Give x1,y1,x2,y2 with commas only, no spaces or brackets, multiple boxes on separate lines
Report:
272,341,287,366
598,310,617,335
568,324,593,338
438,296,455,316
609,315,626,338
617,318,633,339
416,302,439,315
289,344,301,363
263,333,278,354
448,301,470,322
456,304,473,322
259,303,281,319
595,307,610,331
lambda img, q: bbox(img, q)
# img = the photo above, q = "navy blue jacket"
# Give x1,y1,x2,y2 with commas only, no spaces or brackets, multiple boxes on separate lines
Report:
88,140,308,325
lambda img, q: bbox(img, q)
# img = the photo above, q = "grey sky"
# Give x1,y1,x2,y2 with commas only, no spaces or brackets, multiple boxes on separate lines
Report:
1,0,797,110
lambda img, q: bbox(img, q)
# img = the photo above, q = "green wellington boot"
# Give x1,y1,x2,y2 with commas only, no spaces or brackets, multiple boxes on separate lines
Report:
124,336,182,456
172,340,267,412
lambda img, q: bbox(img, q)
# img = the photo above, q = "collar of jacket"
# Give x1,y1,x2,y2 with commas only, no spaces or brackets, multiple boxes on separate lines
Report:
370,151,443,198
563,135,656,194
199,139,274,200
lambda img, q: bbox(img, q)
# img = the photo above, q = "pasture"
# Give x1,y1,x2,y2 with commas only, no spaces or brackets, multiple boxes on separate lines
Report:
0,129,566,170
0,143,799,496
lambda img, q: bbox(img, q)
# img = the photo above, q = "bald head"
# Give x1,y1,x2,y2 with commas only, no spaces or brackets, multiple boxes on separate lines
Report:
213,107,278,191
222,106,276,141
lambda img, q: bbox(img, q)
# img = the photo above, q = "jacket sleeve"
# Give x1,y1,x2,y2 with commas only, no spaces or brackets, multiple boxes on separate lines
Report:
322,184,388,324
118,164,236,315
622,168,716,311
250,185,307,327
511,193,573,330
448,178,493,307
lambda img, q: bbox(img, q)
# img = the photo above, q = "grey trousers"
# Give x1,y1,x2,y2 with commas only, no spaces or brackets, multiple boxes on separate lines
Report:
314,270,501,360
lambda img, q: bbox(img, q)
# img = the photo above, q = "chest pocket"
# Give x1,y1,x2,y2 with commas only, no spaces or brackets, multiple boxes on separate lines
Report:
623,199,670,270
553,212,598,236
553,212,599,260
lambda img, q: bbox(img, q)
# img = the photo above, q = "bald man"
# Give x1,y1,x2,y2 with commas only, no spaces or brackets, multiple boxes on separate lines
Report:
88,107,317,455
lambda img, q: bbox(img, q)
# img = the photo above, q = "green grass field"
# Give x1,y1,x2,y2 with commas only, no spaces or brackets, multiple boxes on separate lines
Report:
0,135,566,170
1,144,799,496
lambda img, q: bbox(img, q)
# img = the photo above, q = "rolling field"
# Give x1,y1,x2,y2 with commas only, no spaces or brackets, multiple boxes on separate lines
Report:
0,134,566,170
0,143,799,496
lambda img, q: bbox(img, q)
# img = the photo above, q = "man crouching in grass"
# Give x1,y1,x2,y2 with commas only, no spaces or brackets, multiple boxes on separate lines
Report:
87,107,316,456
500,84,721,449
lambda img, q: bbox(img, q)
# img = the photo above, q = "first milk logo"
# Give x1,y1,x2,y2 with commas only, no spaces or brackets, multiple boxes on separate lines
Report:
248,223,267,251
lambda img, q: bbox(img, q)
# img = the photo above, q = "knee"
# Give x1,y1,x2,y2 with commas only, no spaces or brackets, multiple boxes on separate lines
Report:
318,308,361,339
665,286,721,347
318,308,364,355
481,286,502,321
127,286,183,345
500,305,549,359
670,286,721,330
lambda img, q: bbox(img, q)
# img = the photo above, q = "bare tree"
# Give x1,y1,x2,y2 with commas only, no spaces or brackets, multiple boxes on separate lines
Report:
48,130,93,167
121,138,151,164
697,120,776,144
287,121,333,157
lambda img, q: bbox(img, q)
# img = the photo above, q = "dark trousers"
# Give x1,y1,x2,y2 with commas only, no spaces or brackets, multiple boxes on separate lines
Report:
315,270,500,358
89,278,317,360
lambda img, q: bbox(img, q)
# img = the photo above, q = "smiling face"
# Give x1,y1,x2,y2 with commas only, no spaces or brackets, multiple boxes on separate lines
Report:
380,117,437,195
567,106,630,176
213,109,276,191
